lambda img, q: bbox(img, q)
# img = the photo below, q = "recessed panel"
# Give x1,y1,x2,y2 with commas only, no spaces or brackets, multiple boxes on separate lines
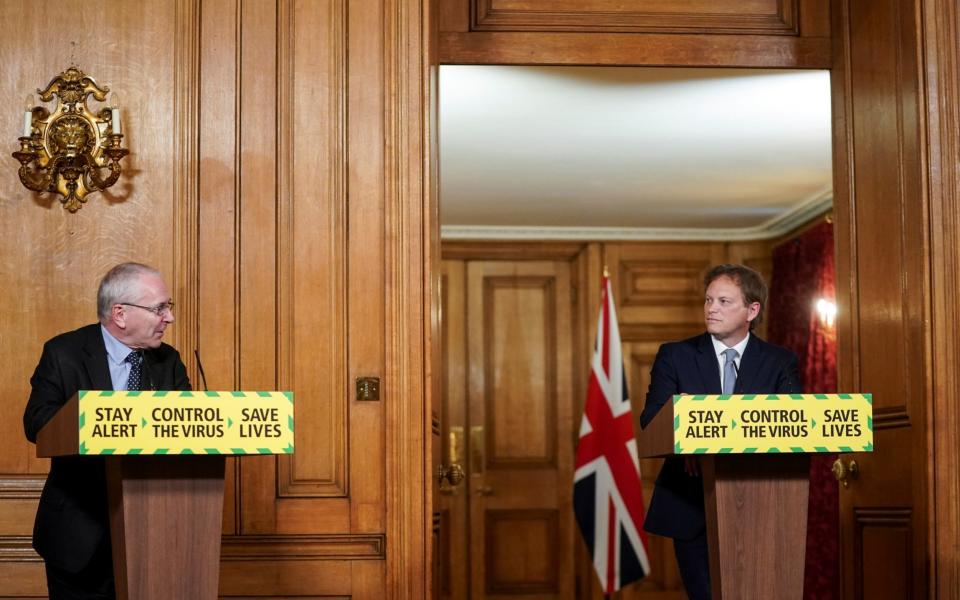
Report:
282,0,349,496
856,509,911,600
485,509,559,594
619,260,711,308
474,0,798,34
848,0,920,422
485,276,557,467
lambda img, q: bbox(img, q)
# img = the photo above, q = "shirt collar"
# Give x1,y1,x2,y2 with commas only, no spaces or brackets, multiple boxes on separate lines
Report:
101,324,135,366
711,331,750,360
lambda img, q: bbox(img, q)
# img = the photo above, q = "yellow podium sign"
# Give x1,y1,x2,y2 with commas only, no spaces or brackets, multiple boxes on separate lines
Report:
672,393,872,454
77,390,294,455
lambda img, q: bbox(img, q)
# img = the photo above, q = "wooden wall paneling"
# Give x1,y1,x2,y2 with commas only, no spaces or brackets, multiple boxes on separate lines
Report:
726,240,774,286
0,0,189,594
219,558,353,596
342,0,387,560
236,0,281,536
832,0,928,597
726,239,776,339
385,0,434,595
604,242,727,330
1,0,435,596
440,0,470,32
922,0,960,595
438,0,830,66
198,0,241,536
347,0,387,403
442,240,586,261
280,0,349,502
570,242,602,461
172,0,202,435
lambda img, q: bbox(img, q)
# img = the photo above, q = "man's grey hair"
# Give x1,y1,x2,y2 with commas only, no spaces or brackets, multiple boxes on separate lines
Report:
97,262,161,321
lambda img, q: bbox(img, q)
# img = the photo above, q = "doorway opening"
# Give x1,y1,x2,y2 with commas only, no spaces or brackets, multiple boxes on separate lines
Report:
435,65,837,599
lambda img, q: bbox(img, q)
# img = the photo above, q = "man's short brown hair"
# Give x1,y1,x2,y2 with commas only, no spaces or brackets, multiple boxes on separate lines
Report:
703,264,767,329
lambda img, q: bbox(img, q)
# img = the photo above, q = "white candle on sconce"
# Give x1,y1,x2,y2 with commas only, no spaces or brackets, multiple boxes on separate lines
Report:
23,94,33,137
109,92,121,135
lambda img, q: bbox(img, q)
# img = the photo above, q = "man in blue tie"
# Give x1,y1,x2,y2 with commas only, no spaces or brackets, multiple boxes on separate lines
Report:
639,264,801,600
23,262,190,599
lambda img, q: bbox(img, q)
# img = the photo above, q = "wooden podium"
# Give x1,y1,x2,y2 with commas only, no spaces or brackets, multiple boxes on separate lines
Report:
639,393,872,599
36,390,294,600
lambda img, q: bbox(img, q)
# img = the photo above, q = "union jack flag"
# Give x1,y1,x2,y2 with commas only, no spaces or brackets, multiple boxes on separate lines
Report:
574,274,650,594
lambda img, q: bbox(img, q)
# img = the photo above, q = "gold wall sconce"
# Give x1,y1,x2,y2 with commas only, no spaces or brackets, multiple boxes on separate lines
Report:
12,66,129,212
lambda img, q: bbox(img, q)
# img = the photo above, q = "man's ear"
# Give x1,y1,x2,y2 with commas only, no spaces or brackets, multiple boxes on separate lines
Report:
746,302,761,322
111,304,127,329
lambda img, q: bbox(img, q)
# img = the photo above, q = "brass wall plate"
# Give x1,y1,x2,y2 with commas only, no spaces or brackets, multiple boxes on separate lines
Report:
356,377,380,401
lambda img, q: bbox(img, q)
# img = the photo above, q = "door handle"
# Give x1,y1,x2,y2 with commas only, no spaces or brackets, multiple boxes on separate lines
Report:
439,427,466,494
438,463,465,488
832,458,859,488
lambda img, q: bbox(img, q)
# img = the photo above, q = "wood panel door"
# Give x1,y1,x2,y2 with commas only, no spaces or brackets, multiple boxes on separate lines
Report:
440,259,577,598
832,0,928,598
466,260,575,599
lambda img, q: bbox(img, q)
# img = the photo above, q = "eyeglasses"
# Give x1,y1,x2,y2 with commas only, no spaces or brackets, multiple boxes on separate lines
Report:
120,301,175,317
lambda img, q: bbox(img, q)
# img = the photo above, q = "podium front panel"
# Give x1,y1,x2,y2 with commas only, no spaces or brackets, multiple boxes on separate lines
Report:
77,390,294,455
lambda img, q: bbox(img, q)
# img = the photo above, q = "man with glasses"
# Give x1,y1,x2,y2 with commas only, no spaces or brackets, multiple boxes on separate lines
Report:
24,262,190,599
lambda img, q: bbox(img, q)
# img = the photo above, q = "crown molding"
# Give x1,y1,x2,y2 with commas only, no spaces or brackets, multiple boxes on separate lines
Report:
442,188,832,242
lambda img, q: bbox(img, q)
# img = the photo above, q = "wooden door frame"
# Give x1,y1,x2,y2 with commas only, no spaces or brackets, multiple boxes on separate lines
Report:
916,0,960,595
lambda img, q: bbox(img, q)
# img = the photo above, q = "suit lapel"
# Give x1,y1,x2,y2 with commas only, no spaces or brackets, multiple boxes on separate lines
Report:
695,333,722,393
736,335,767,394
81,325,114,391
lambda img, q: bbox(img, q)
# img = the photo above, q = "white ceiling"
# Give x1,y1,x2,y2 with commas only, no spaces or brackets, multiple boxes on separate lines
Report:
439,66,833,241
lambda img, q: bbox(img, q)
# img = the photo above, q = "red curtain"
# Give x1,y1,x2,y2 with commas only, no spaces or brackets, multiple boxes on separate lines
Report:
766,219,838,600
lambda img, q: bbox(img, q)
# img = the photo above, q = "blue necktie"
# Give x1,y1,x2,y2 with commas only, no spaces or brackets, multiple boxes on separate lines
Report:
722,348,739,395
125,351,144,391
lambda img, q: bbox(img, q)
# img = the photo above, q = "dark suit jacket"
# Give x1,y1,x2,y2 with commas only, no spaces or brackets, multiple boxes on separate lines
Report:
639,332,800,540
23,323,190,573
